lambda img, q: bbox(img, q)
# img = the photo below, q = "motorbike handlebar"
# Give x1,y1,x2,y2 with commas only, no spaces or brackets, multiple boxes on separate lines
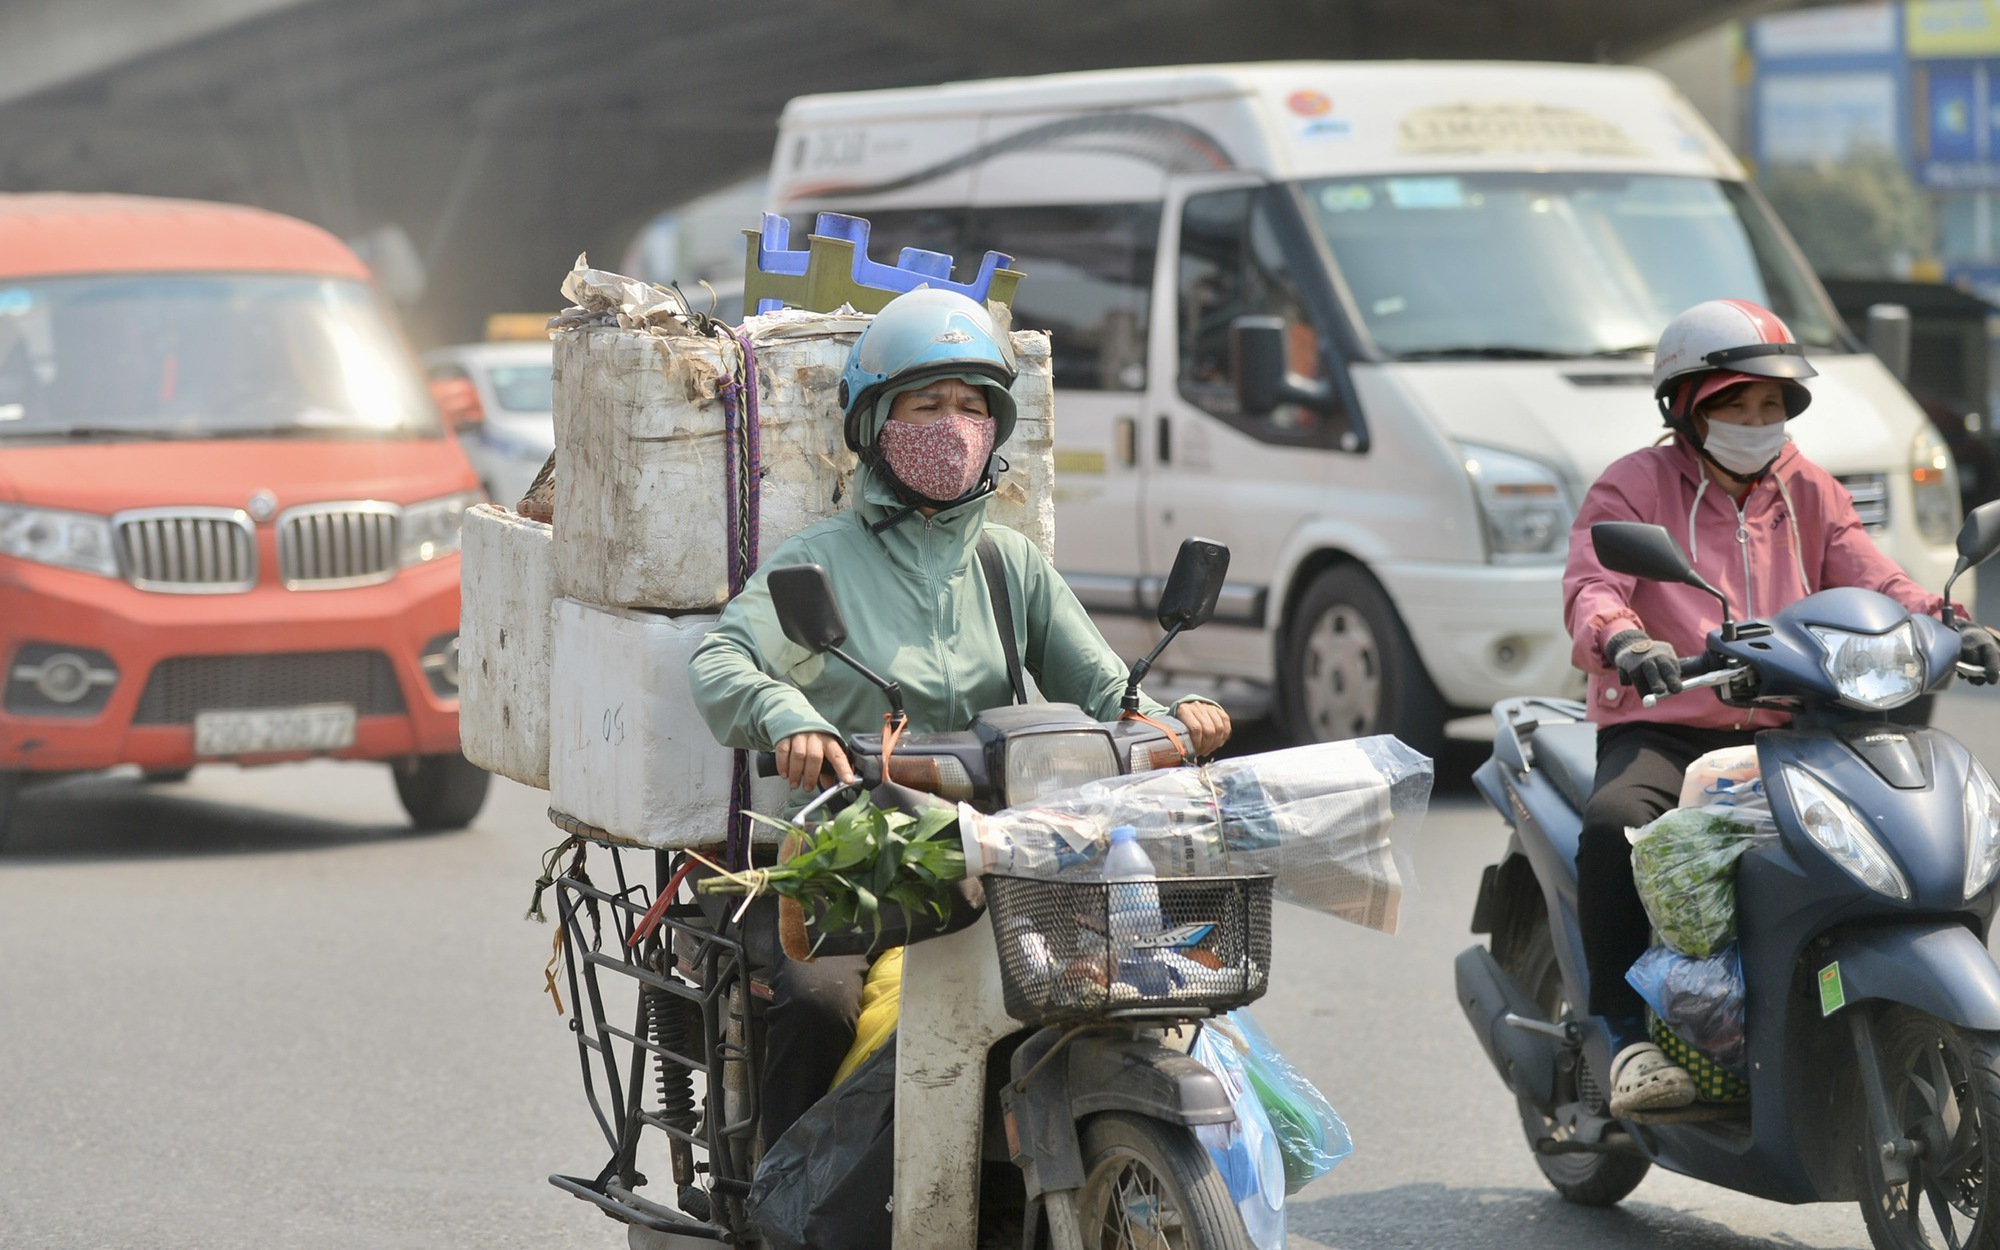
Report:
1960,661,1989,680
1641,662,1736,709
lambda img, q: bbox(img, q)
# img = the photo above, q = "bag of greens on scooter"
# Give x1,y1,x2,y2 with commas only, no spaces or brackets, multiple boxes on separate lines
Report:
1626,807,1773,958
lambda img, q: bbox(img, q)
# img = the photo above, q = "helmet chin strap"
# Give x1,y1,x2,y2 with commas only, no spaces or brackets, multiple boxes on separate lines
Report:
865,452,1008,535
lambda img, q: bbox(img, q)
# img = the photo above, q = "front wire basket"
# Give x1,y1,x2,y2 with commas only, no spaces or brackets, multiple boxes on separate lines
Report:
982,872,1273,1026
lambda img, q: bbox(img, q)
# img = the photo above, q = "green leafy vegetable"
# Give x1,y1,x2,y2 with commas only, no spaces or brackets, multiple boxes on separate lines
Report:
1629,808,1769,958
698,795,966,952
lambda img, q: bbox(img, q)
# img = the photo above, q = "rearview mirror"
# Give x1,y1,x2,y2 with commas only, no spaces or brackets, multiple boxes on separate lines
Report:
1158,537,1229,632
1866,303,1912,383
1956,500,2000,570
429,376,484,431
1230,315,1332,418
1591,522,1696,585
767,565,848,654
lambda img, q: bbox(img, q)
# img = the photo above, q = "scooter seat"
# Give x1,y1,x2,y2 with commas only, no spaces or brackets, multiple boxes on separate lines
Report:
1531,721,1599,814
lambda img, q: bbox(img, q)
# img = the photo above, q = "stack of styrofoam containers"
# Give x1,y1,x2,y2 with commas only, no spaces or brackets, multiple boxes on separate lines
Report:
534,308,1055,848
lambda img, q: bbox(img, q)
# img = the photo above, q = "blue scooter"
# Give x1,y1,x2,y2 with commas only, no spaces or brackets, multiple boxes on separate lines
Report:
1458,500,2000,1249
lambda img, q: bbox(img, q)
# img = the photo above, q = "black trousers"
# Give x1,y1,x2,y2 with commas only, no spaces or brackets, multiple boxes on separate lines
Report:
1577,721,1756,1019
761,950,869,1146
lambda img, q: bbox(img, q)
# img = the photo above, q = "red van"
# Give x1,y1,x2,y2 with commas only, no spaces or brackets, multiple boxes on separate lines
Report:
0,194,487,842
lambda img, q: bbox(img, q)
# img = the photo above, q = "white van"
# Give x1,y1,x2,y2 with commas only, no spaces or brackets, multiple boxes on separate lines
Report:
769,62,1967,753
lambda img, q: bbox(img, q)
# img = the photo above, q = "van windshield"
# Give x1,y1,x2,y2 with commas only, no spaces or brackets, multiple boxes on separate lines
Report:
1301,173,1842,360
0,274,438,440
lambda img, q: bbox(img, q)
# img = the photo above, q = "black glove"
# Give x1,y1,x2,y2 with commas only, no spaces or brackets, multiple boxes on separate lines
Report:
1606,630,1683,699
1961,624,2000,687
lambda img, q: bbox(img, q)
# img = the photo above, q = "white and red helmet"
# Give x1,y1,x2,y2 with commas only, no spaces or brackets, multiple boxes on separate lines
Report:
1652,298,1817,421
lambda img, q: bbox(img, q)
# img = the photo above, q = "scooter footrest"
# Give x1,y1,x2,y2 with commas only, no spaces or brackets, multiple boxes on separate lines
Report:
1622,1102,1748,1125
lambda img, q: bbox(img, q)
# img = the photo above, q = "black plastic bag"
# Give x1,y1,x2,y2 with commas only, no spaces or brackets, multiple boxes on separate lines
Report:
749,1035,896,1250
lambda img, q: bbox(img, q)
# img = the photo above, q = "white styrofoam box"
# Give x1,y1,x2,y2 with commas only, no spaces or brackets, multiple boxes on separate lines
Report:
553,310,1055,611
458,503,554,788
548,597,787,847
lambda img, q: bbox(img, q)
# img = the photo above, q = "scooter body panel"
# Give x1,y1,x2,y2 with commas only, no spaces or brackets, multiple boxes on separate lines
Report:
1817,921,2000,1031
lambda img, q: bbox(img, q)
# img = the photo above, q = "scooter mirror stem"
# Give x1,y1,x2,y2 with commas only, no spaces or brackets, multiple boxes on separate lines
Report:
1121,621,1188,713
825,643,906,721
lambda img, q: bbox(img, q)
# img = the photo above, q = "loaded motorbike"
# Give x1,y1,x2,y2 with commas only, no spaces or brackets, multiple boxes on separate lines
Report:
1457,499,2000,1248
545,537,1272,1250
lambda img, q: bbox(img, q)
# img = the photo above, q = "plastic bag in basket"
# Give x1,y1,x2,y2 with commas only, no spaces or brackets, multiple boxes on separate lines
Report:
1626,943,1747,1070
1626,806,1772,957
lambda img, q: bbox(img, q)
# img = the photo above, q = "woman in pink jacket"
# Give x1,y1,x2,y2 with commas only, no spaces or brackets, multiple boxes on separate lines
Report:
1563,298,2000,1117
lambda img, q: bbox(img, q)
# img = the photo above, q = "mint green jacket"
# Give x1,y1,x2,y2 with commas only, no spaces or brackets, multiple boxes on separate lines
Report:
688,468,1176,755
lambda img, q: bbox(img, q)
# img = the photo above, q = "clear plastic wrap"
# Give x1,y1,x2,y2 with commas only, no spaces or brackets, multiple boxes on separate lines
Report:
960,737,1433,933
1191,1024,1287,1249
1211,1008,1353,1194
1626,806,1772,957
1625,943,1747,1070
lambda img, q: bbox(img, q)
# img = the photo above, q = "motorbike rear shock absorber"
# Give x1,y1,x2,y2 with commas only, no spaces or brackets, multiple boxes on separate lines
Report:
643,983,711,1222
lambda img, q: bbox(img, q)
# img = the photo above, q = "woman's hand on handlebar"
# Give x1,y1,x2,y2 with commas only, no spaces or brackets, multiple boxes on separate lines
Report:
774,732,857,791
1176,700,1232,756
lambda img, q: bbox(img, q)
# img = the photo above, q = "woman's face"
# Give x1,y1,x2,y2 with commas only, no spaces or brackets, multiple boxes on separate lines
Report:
888,377,991,427
1693,378,1788,440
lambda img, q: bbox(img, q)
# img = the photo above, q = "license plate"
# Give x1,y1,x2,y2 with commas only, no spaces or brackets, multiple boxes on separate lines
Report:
194,705,357,757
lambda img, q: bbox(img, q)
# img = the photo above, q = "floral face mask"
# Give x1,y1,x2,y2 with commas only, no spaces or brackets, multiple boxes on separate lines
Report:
876,411,996,502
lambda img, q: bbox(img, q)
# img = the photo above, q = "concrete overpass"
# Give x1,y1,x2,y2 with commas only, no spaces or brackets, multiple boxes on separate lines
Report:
0,0,1831,345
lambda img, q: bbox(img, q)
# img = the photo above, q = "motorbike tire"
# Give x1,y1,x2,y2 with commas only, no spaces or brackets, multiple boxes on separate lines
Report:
1498,904,1652,1208
1280,564,1447,760
1858,1007,2000,1250
392,753,491,830
1074,1112,1251,1250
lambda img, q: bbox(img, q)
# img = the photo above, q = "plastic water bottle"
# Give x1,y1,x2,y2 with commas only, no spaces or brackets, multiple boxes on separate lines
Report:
1104,825,1170,997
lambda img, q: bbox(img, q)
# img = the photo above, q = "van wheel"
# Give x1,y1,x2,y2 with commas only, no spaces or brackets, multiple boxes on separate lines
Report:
141,768,193,784
1281,565,1447,757
393,753,490,830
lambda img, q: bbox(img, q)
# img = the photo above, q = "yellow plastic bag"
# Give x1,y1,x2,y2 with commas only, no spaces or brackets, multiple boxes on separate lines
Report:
832,947,903,1088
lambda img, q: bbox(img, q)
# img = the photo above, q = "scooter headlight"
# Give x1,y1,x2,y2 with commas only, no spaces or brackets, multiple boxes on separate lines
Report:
1003,730,1118,807
1783,765,1910,900
1809,623,1925,711
1965,758,2000,899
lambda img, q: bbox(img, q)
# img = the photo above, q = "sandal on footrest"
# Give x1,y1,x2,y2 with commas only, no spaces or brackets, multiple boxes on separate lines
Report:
1609,1041,1697,1118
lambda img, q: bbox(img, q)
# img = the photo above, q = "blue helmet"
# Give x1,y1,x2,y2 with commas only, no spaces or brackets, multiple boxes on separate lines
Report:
839,288,1018,454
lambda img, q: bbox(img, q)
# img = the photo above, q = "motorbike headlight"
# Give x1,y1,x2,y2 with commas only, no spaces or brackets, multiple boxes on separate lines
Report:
1966,758,2000,899
1910,426,1961,546
0,503,118,577
1003,730,1118,807
1809,622,1926,710
1460,443,1573,564
1783,765,1910,900
399,491,480,567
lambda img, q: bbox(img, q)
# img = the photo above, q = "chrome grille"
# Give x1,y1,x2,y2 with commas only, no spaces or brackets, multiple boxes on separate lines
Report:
114,508,257,593
1836,473,1890,531
277,503,399,589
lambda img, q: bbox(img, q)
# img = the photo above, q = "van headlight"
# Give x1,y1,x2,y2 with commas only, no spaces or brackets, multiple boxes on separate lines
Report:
1966,758,2000,899
1911,426,1961,545
1460,443,1573,564
399,491,480,566
1783,765,1910,900
1003,730,1119,807
0,504,118,577
1808,622,1926,710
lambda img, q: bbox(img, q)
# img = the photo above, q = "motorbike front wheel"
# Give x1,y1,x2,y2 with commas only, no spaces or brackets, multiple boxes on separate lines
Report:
1499,904,1651,1207
1074,1112,1251,1250
1859,1007,2000,1250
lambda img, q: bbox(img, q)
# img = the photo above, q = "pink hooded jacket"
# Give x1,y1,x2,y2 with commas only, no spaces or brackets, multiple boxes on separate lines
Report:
1564,435,1952,731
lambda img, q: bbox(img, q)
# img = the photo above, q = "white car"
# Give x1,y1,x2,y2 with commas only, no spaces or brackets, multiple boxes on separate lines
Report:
423,340,554,508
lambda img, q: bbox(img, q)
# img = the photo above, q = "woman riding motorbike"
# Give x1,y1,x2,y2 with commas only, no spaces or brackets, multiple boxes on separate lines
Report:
1562,298,2000,1117
686,287,1231,1143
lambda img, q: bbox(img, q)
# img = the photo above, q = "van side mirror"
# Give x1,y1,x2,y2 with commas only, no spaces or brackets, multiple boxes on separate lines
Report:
1592,522,1735,630
1943,500,2000,624
430,376,485,432
768,565,848,654
1158,537,1229,632
1230,315,1332,417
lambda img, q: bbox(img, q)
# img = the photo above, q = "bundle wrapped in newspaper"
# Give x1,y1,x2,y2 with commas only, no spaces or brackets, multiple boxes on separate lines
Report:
959,737,1432,934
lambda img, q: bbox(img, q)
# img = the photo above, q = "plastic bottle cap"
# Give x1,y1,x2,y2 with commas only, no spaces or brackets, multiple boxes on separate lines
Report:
1109,825,1138,843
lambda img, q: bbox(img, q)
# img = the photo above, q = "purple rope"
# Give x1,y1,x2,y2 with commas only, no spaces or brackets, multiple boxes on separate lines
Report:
720,333,762,869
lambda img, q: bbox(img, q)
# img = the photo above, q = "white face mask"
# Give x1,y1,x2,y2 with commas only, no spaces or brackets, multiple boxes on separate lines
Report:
1700,420,1788,477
